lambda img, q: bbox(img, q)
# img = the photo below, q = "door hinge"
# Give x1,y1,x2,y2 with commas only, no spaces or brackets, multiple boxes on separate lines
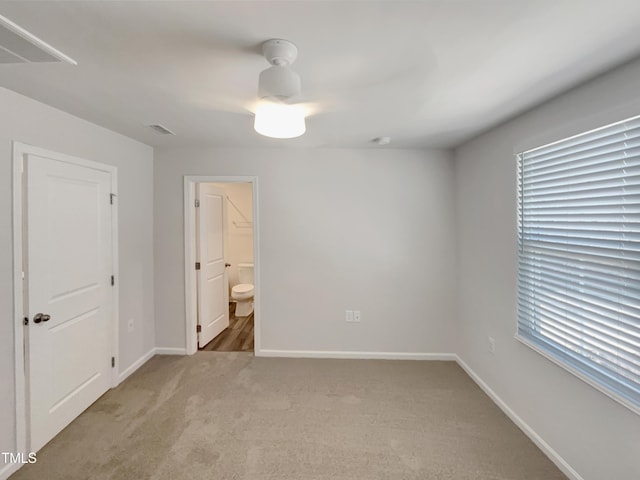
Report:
195,198,200,208
24,317,28,326
111,357,115,368
111,275,115,286
196,325,202,333
195,262,201,270
110,193,117,205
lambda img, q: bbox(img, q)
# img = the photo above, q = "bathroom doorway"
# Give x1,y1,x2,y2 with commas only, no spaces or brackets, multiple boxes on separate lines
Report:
184,176,259,355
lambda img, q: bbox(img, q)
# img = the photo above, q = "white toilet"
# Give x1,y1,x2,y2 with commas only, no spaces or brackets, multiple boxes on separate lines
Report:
231,263,254,317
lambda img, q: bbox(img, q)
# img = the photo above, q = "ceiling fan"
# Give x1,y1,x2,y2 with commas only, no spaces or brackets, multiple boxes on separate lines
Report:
253,38,306,139
201,35,435,142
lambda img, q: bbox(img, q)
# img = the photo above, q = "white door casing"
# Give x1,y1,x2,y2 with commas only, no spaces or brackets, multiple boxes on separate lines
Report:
196,183,229,347
26,152,114,452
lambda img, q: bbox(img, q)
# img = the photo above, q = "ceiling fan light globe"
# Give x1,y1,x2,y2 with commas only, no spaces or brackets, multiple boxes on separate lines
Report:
254,103,306,139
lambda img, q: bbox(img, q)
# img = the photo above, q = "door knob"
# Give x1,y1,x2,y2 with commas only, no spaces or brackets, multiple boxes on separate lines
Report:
33,313,51,324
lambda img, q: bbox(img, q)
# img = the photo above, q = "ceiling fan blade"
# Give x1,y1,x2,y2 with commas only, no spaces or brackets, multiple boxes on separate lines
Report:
304,64,437,118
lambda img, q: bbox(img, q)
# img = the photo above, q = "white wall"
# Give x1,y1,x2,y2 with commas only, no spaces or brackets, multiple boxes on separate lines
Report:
211,182,254,288
0,87,154,471
155,148,456,355
454,58,640,480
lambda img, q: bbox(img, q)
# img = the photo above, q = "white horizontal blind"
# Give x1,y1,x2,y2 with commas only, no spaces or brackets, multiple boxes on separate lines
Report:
517,114,640,412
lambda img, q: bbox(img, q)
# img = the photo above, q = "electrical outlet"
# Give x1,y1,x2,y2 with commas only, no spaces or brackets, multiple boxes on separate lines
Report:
488,336,495,354
128,318,135,332
345,310,353,322
353,310,361,322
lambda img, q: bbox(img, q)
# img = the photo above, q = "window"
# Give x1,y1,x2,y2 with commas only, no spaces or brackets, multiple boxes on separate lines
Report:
516,114,640,413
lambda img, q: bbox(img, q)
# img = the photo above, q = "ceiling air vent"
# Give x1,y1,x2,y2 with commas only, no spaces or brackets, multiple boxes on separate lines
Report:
0,14,76,65
147,124,176,136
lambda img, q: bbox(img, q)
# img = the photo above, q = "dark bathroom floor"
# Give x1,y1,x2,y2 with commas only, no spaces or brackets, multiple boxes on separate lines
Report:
199,303,254,352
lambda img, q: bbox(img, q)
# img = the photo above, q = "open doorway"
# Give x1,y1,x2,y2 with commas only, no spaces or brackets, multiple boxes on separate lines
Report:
200,182,254,352
184,176,259,356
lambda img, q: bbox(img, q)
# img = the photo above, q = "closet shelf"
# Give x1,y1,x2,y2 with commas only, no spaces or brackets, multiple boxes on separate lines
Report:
232,221,253,228
227,195,253,228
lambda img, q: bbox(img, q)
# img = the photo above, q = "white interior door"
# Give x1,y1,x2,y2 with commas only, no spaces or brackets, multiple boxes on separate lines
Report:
196,184,229,347
26,153,113,452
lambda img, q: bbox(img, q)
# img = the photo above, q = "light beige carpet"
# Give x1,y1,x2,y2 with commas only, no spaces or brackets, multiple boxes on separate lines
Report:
11,353,567,480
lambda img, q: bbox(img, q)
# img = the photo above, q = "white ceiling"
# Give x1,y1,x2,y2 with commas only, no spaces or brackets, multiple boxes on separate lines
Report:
1,0,640,149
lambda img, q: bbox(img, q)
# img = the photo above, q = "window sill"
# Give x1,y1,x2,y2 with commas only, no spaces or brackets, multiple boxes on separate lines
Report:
514,333,640,417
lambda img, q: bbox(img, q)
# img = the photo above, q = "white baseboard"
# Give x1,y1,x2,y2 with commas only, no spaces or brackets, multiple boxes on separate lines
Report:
256,349,456,361
117,348,155,385
118,347,188,384
154,347,187,355
0,461,21,480
454,355,584,480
